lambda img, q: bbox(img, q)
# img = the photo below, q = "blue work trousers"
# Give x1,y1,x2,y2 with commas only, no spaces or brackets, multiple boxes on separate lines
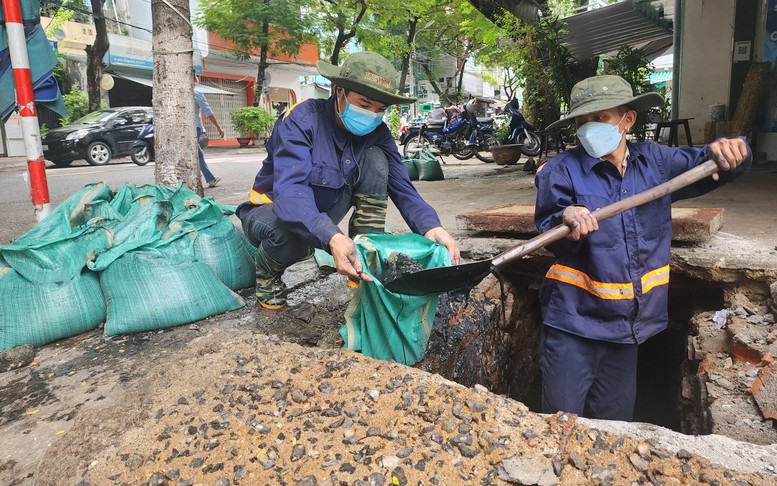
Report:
239,146,388,265
540,325,638,421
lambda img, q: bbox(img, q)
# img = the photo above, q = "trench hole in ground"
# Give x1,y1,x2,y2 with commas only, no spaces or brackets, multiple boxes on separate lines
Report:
420,270,729,434
269,260,767,440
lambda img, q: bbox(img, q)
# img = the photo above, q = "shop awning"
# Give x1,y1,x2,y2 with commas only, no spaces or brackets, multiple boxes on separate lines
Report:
110,72,235,96
649,70,673,84
467,0,542,23
562,0,674,61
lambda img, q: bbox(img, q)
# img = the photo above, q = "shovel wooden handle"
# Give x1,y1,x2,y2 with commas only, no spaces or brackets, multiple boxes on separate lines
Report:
491,160,719,269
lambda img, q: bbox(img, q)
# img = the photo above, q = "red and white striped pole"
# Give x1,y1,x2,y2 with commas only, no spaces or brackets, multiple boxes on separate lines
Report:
2,0,51,221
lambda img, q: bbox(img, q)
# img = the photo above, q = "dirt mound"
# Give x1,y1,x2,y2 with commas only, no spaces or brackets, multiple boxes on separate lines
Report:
35,330,773,485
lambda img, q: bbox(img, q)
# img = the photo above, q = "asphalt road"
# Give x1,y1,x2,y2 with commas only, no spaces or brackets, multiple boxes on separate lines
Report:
0,148,266,245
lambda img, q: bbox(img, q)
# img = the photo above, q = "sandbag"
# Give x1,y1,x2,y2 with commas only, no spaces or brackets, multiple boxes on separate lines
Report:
402,156,420,181
101,250,245,336
0,266,105,351
414,149,444,181
194,218,256,290
339,233,450,365
0,183,113,283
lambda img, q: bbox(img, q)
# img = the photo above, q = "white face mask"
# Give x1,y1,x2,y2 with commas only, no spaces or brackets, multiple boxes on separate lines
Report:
576,113,627,158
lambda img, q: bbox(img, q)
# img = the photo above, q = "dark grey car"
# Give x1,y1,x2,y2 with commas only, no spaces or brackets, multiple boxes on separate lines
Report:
41,107,153,166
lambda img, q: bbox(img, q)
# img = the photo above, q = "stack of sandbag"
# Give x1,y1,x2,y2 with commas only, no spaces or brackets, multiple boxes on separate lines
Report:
0,182,255,350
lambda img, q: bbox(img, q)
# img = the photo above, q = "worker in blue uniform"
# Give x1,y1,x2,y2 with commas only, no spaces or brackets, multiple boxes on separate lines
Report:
534,75,751,420
236,51,460,309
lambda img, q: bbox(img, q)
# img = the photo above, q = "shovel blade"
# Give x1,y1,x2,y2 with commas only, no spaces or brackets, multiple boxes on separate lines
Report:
383,259,494,296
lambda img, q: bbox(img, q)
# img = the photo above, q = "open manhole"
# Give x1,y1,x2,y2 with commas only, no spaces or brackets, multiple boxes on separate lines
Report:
254,255,777,446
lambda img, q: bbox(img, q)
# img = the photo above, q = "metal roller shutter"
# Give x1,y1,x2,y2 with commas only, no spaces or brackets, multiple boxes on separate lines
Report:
201,78,249,140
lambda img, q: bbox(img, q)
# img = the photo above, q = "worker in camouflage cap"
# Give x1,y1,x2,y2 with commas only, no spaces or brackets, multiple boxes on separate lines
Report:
236,51,459,309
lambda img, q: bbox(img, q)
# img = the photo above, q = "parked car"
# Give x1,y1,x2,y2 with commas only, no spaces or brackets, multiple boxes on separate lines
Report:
41,106,153,166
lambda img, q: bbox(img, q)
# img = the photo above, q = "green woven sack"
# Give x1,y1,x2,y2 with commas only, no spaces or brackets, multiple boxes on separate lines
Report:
339,233,450,365
101,249,245,336
194,219,256,290
0,183,113,283
414,149,444,181
0,267,106,351
401,157,419,181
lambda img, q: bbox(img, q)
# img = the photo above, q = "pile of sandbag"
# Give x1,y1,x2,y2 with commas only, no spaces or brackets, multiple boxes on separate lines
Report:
0,182,255,351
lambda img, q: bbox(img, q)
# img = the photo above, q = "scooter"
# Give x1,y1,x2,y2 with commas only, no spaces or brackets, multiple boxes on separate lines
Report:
504,99,542,157
130,122,154,166
401,106,498,162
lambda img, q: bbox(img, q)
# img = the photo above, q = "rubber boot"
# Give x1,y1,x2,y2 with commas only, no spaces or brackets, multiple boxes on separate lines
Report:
348,193,388,238
254,244,289,310
347,193,388,288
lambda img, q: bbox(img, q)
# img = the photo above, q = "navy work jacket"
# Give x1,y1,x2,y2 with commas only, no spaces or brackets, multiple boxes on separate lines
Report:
535,139,751,344
236,96,441,250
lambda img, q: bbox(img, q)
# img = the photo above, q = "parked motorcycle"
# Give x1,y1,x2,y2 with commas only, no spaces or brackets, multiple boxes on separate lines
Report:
401,106,499,162
504,99,542,157
130,122,154,166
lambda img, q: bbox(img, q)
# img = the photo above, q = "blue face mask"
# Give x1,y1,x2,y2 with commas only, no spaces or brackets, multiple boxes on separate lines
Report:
337,93,385,136
576,114,626,158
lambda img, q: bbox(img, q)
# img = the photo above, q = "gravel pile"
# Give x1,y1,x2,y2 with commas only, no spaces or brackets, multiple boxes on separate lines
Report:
36,330,773,485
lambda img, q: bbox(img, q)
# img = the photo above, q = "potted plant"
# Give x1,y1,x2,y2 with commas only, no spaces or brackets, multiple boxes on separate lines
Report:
230,106,275,147
490,114,523,165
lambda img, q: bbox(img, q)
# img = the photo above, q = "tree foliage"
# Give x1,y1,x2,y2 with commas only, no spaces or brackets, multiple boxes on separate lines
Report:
195,0,313,105
603,45,660,141
310,0,368,65
357,0,493,105
41,0,90,23
479,14,576,129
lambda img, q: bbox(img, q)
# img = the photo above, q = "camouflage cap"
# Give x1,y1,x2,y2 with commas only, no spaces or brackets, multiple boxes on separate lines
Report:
317,52,416,106
547,75,664,130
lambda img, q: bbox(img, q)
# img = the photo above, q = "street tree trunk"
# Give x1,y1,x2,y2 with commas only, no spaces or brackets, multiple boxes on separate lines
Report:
84,0,108,112
397,18,417,96
329,0,367,66
254,18,270,107
151,0,201,194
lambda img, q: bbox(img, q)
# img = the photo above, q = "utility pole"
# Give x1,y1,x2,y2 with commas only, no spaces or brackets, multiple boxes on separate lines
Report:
151,0,200,193
3,0,51,221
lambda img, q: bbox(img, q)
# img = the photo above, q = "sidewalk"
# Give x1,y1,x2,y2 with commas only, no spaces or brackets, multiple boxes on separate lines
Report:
0,144,268,171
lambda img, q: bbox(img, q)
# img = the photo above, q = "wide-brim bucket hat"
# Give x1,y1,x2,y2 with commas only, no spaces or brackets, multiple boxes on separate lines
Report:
317,52,416,106
547,75,664,130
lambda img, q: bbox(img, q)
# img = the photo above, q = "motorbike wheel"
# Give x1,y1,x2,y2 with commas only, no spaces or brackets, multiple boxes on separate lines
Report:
403,134,431,158
517,131,542,156
131,146,152,166
474,133,500,163
452,148,474,160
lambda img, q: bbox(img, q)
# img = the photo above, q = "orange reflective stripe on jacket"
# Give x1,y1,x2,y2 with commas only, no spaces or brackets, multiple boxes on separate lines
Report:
546,263,670,300
641,264,670,294
248,189,273,205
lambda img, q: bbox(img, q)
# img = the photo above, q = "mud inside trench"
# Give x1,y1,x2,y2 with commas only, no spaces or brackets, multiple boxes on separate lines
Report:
269,253,777,447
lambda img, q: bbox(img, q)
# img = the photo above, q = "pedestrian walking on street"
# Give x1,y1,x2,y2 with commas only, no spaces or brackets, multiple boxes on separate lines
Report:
534,74,751,421
236,51,460,310
194,71,224,188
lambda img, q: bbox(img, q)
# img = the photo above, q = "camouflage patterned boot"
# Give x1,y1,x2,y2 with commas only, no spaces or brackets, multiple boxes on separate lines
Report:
348,193,388,238
254,245,289,310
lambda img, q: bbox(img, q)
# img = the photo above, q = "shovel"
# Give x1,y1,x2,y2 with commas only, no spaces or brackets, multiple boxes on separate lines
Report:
385,160,719,296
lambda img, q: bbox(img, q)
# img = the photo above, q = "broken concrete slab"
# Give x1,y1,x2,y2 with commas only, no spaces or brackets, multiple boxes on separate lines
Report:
456,204,725,243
